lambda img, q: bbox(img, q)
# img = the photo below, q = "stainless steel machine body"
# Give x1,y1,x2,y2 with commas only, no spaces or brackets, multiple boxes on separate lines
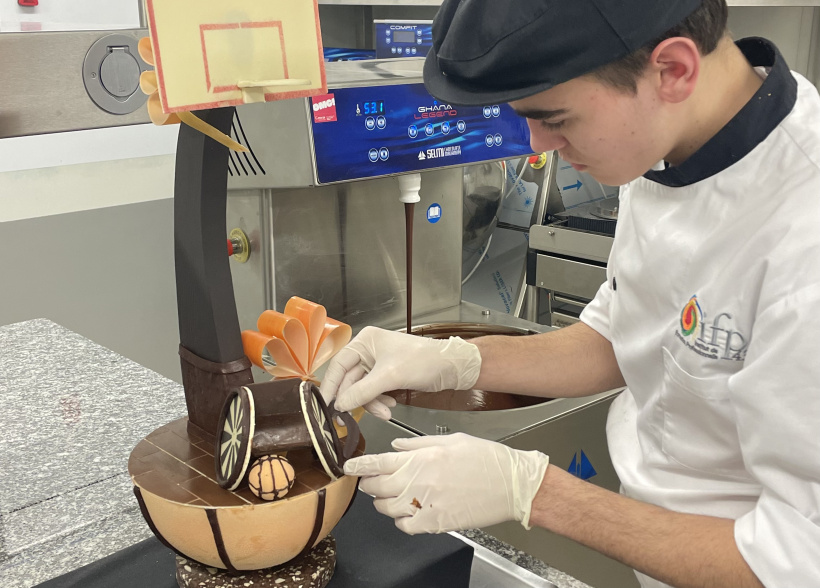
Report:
224,58,535,331
527,203,615,328
224,59,497,332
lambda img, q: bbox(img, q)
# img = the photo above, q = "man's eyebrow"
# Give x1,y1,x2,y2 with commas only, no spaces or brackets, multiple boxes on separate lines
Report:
511,107,569,120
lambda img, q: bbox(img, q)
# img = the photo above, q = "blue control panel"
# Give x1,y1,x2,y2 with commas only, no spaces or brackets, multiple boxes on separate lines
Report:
374,21,433,59
310,84,533,184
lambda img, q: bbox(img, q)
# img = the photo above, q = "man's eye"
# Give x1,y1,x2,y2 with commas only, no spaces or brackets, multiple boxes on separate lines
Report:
540,119,566,131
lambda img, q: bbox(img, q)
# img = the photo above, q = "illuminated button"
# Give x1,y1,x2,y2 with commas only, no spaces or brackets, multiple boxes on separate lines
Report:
369,148,379,162
483,106,492,118
494,133,503,146
417,38,423,44
408,125,418,138
492,105,501,117
376,116,386,129
391,47,397,54
386,29,391,35
386,37,391,44
411,47,417,55
441,121,451,134
397,47,403,55
485,134,494,147
379,147,390,161
365,117,376,130
457,120,466,133
417,29,423,36
425,123,435,136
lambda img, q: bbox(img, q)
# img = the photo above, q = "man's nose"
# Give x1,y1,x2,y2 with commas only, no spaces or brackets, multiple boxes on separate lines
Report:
527,122,567,153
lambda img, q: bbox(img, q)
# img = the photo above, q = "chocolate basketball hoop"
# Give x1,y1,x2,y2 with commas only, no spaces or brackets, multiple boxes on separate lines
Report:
215,379,360,490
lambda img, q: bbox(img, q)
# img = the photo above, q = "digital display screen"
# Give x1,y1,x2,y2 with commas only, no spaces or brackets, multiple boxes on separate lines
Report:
393,30,416,44
312,83,533,184
362,100,385,115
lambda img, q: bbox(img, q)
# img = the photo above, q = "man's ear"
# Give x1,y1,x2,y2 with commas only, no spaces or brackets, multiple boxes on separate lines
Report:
649,37,700,104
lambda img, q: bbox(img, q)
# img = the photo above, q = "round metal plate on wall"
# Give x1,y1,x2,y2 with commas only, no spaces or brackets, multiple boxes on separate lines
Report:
83,34,151,115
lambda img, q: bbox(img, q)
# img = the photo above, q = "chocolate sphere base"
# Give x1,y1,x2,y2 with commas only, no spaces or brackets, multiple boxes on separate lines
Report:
130,417,362,570
176,535,336,588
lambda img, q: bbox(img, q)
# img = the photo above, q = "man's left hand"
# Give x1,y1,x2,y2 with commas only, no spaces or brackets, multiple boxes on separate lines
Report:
344,433,549,534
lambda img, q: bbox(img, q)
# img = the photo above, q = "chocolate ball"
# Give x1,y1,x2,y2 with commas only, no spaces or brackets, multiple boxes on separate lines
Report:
248,455,296,501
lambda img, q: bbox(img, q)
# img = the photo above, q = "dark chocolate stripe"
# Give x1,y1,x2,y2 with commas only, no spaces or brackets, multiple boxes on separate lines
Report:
206,509,239,574
297,488,326,559
342,479,360,519
133,487,190,560
274,455,291,500
259,457,267,499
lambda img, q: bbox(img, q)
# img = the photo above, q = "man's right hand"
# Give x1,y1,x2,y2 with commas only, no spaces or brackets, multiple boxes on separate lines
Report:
320,326,482,420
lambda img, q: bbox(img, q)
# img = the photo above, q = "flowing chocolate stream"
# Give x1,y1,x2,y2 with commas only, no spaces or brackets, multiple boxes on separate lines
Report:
405,202,415,335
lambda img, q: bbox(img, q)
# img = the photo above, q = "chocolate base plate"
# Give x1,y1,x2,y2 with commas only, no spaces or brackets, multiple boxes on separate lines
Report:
129,417,363,571
176,535,335,588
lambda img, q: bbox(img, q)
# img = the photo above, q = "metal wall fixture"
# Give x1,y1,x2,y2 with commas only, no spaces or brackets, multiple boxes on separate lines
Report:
227,228,251,264
82,34,151,115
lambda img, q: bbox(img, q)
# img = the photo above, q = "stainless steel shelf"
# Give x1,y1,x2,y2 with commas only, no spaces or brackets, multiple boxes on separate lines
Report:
326,57,423,88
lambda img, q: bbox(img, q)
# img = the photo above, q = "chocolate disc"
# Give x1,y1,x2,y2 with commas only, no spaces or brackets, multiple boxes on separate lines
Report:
215,387,256,490
299,382,344,479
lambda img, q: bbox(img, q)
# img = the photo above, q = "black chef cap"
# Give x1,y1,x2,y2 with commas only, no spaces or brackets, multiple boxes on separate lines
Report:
423,0,702,105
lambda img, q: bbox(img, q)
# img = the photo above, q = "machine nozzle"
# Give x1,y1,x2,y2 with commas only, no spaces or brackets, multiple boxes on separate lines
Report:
398,173,422,204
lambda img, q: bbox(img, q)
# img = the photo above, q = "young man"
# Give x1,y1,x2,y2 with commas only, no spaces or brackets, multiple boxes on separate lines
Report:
321,1,820,586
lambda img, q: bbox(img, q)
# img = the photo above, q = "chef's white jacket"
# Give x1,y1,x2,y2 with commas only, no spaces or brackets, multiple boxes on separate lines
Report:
580,38,820,588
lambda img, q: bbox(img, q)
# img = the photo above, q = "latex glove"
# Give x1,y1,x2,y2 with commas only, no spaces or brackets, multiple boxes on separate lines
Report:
320,326,482,420
345,433,549,534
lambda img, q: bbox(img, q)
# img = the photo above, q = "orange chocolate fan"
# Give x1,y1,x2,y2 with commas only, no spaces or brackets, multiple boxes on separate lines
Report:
242,297,352,382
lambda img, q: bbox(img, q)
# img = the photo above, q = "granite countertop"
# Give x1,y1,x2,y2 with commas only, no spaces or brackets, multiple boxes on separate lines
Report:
0,319,592,588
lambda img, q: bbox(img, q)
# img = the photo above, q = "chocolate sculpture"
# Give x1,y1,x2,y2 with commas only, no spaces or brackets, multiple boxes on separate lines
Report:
128,108,362,587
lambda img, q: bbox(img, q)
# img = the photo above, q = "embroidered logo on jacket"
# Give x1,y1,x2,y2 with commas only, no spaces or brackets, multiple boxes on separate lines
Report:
676,295,747,361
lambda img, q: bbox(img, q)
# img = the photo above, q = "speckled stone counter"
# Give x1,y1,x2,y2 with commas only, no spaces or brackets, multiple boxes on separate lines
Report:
0,319,187,588
460,530,592,588
0,319,592,588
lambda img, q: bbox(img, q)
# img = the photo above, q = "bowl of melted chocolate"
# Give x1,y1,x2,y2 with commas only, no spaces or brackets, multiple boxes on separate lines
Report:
387,323,551,411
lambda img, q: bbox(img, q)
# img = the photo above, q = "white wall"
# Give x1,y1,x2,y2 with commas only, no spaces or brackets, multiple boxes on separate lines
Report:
728,6,819,85
0,124,177,222
0,153,175,223
0,0,138,32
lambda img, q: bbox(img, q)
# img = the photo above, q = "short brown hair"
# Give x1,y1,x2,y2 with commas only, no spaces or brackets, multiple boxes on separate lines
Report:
592,0,729,93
